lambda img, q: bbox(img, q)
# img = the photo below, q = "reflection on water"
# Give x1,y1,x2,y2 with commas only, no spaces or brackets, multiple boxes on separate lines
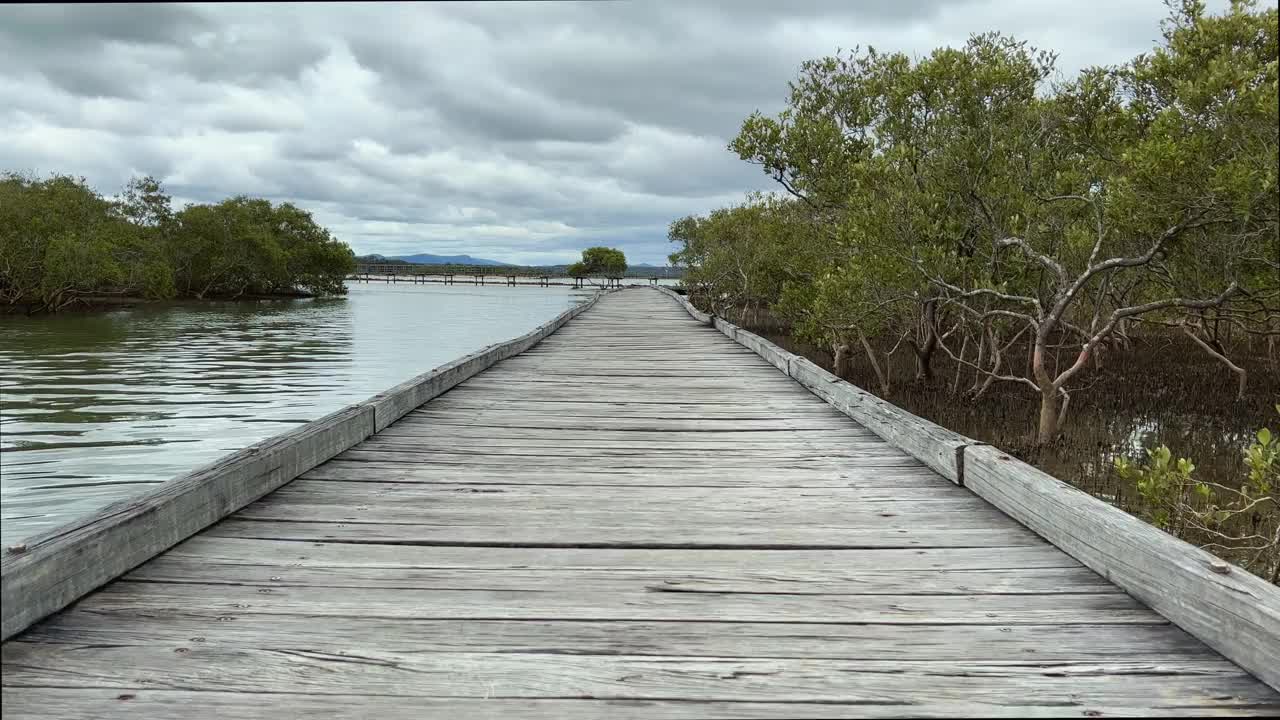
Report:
0,282,589,543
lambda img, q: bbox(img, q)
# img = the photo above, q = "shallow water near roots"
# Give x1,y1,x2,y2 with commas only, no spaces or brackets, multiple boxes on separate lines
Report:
0,282,591,544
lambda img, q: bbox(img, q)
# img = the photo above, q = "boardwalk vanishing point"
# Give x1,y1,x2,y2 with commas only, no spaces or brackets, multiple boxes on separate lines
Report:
2,287,1279,718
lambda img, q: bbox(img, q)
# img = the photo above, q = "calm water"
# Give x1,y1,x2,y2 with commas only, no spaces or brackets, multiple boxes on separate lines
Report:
0,283,590,544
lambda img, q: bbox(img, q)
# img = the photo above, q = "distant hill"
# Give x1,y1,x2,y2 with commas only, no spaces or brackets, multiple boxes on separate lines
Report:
356,254,410,264
395,253,510,266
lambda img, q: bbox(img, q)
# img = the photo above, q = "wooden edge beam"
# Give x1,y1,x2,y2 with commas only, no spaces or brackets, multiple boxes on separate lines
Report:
966,445,1280,691
651,285,712,325
647,285,1280,692
0,290,612,642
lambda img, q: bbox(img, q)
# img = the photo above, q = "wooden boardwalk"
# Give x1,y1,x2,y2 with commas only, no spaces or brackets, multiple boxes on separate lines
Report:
3,289,1278,717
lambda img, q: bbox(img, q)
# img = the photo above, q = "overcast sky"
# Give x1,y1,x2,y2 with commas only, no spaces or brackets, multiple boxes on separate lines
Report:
0,1,1215,265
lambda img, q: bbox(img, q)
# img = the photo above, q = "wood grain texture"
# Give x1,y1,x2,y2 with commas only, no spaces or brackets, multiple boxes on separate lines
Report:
151,536,1086,571
9,689,1276,719
4,286,1276,717
203,518,1048,548
964,445,1280,691
15,614,1209,660
3,645,1272,711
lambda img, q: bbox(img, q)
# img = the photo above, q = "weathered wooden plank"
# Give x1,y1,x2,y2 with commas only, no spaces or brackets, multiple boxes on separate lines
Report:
344,446,916,463
355,436,894,450
346,443,915,460
424,398,840,412
453,379,801,390
406,406,848,420
481,366,789,377
229,507,1013,534
331,450,926,469
302,462,943,487
5,647,1265,707
267,479,978,504
501,357,765,365
387,418,857,432
13,689,1272,719
236,494,1007,531
346,447,914,462
206,518,1046,548
73,580,1159,624
964,445,1280,691
234,482,1000,520
436,386,823,400
19,614,1214,661
373,426,884,442
125,561,1119,595
293,476,967,499
157,536,1085,572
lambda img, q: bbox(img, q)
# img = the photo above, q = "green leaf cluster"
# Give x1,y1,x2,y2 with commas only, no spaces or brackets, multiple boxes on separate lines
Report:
567,246,628,278
1114,405,1278,573
0,173,356,312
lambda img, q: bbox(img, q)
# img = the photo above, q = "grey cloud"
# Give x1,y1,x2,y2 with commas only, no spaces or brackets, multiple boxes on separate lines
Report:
1,4,326,98
349,38,629,144
174,25,330,88
428,87,628,144
0,4,210,48
0,0,1215,265
32,62,146,101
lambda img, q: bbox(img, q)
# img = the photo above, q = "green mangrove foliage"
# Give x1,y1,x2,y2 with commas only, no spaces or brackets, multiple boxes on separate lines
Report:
1,173,356,313
1116,407,1279,579
670,0,1279,445
567,246,628,277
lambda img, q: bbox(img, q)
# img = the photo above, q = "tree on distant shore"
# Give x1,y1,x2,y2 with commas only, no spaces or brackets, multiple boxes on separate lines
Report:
0,172,356,313
567,246,627,277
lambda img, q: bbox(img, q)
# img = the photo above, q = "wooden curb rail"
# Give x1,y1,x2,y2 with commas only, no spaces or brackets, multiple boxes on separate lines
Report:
0,289,612,642
652,285,1280,691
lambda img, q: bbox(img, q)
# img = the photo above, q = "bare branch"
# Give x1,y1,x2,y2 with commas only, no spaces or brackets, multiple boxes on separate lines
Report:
936,326,1039,393
996,236,1069,288
1053,283,1241,390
